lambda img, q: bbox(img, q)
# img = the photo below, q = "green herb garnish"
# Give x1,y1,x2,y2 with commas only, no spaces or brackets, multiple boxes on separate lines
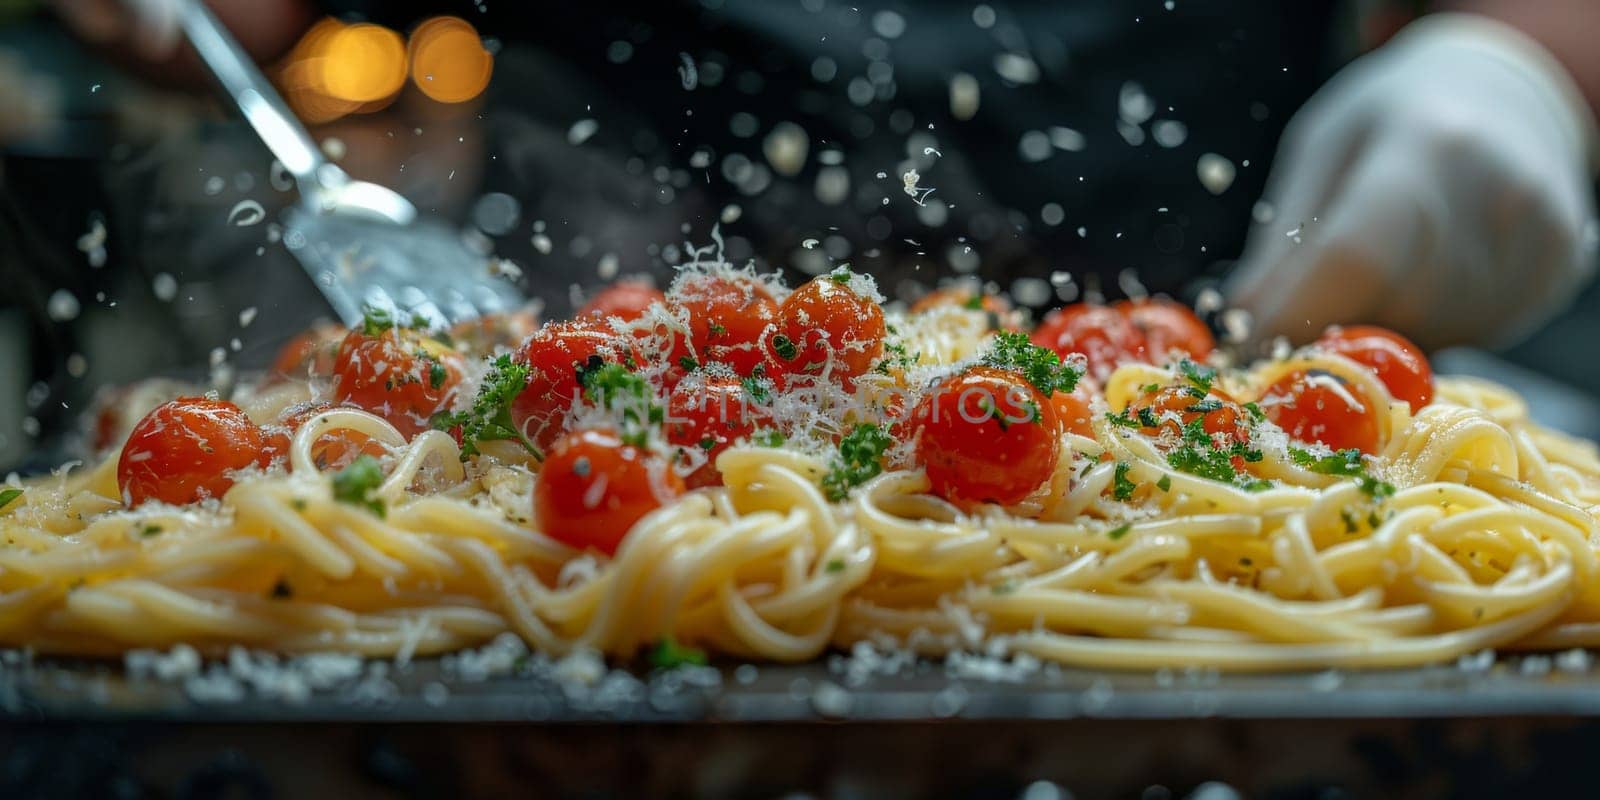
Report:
1107,523,1133,540
0,488,21,512
821,424,893,501
980,332,1082,396
1112,462,1137,501
825,559,846,573
678,355,699,371
750,428,786,448
647,636,709,669
963,294,985,310
1155,475,1172,492
1177,358,1216,398
428,360,447,389
433,354,541,460
1289,447,1396,498
331,455,386,518
771,334,798,361
138,524,163,538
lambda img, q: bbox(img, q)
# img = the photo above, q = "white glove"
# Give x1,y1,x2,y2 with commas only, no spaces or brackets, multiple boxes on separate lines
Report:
1226,13,1600,351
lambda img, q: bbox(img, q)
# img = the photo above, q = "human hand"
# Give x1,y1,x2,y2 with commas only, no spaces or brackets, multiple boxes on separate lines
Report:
1226,13,1599,350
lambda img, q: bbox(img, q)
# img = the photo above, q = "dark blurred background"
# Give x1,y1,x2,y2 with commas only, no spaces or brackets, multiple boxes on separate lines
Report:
1,0,1596,473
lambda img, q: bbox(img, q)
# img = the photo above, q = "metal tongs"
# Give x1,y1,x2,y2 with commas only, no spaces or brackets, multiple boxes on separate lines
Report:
176,0,525,326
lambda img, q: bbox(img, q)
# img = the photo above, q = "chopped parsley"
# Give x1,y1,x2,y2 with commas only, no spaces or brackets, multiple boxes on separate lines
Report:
741,375,772,405
707,322,728,338
771,333,798,361
1137,406,1161,429
1177,358,1217,398
1106,409,1141,429
331,455,386,518
875,339,917,374
963,294,985,310
1340,508,1360,534
647,636,708,669
1243,402,1266,423
750,428,786,448
1156,475,1172,492
1288,447,1396,498
1140,383,1162,393
825,559,846,573
360,304,396,336
433,354,541,460
138,524,163,538
698,437,717,451
828,266,854,285
821,424,893,501
678,355,699,371
0,488,21,512
1164,416,1265,489
980,332,1081,396
1112,462,1137,501
1107,523,1133,540
428,360,448,389
581,362,664,447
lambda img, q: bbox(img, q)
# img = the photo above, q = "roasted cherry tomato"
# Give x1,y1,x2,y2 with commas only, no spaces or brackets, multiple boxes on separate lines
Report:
577,280,666,323
269,322,345,381
1259,370,1381,454
447,307,541,357
911,366,1061,506
332,324,465,437
1115,297,1214,362
665,273,779,376
1316,325,1434,410
533,428,685,556
1031,303,1147,382
262,401,386,470
768,271,886,385
664,374,761,487
511,319,643,452
117,397,270,507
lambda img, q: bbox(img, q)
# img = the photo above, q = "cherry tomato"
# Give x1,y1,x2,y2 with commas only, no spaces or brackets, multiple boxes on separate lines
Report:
664,374,761,487
577,280,666,323
1259,370,1381,454
533,428,686,556
1316,325,1434,410
665,273,779,376
511,319,643,452
1031,303,1147,382
262,401,386,470
269,323,345,381
117,397,270,506
912,366,1062,505
1115,297,1214,362
1128,385,1253,467
333,326,465,437
768,273,886,385
1049,381,1098,439
447,307,541,356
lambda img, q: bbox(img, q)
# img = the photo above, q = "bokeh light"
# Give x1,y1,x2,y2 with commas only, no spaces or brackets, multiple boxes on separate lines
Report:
318,23,408,103
408,17,493,104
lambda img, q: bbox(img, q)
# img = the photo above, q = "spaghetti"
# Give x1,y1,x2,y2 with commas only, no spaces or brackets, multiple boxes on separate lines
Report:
3,270,1598,672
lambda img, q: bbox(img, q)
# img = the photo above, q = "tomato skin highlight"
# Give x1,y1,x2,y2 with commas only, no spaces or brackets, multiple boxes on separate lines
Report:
1115,297,1214,362
533,429,685,556
664,375,760,488
912,366,1061,506
1260,370,1381,454
117,397,270,507
665,274,779,376
1031,303,1148,382
332,327,464,438
510,320,643,452
768,274,886,385
578,280,665,323
1316,325,1434,410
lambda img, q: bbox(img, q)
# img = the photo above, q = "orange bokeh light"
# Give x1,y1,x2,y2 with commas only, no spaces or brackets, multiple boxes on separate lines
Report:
408,17,493,103
318,23,408,103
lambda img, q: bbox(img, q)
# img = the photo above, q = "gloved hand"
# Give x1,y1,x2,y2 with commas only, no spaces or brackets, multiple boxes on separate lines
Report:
1226,13,1600,351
